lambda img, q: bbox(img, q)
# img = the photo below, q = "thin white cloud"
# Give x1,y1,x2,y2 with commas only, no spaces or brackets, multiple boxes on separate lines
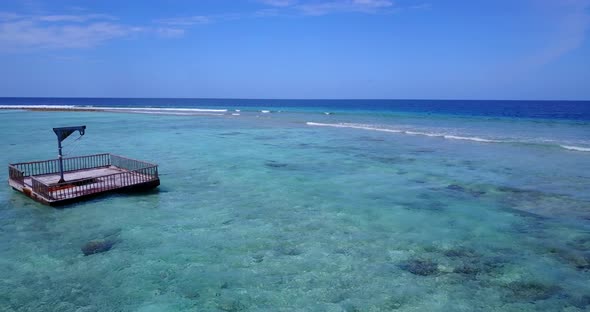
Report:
0,13,143,50
156,27,185,38
156,15,211,26
258,0,394,15
144,0,405,45
529,0,590,66
408,3,431,10
0,12,23,21
258,0,298,7
254,8,282,17
351,0,393,8
154,0,401,36
37,14,116,23
486,0,589,91
156,11,267,27
0,0,410,51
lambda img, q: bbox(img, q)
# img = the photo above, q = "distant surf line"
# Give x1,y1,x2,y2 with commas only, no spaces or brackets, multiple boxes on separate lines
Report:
306,122,590,152
0,105,279,115
0,105,228,113
560,145,590,152
0,104,285,116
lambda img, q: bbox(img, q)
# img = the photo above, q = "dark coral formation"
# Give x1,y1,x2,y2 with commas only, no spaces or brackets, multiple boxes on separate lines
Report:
547,246,590,271
505,281,561,301
446,184,486,197
218,300,246,312
80,229,121,256
441,247,505,277
399,259,438,276
446,184,466,192
275,246,303,256
265,161,289,168
218,132,243,136
81,239,115,256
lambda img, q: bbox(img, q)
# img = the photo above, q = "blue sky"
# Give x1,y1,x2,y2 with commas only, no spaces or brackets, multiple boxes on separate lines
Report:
0,0,589,100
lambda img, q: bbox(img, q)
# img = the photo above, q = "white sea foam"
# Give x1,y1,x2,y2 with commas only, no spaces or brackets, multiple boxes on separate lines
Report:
122,111,224,116
306,122,501,143
443,135,500,143
308,121,590,151
102,107,228,113
405,130,441,137
0,105,228,113
0,105,76,110
231,113,240,116
306,122,402,133
560,145,590,152
261,110,271,113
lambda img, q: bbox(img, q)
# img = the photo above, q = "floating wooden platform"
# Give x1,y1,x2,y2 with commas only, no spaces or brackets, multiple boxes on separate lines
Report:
8,153,159,206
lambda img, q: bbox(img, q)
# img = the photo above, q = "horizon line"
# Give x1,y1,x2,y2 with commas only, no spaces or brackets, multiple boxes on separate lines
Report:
0,96,588,102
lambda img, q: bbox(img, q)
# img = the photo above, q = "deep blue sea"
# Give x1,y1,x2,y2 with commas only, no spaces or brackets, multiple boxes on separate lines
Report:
1,98,589,311
2,97,590,120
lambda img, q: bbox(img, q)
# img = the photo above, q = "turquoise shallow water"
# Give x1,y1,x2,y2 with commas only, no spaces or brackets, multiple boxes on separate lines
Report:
1,109,590,311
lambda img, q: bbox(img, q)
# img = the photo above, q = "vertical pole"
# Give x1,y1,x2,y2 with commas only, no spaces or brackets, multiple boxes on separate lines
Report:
58,139,65,183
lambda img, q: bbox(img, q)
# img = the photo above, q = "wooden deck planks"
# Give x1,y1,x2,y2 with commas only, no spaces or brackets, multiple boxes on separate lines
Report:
9,154,159,206
23,166,125,187
48,171,155,200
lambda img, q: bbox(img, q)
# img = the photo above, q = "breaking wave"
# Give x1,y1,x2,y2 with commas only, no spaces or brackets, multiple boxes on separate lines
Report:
306,122,500,143
306,122,590,152
560,145,590,152
0,105,228,115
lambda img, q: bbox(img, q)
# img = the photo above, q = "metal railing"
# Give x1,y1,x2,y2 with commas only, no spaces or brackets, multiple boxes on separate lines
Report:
63,153,110,172
11,158,59,177
110,154,156,171
8,165,24,186
46,166,159,200
10,153,111,177
8,154,159,201
31,176,52,200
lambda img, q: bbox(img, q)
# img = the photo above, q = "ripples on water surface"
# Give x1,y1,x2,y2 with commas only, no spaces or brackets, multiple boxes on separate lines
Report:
1,107,589,311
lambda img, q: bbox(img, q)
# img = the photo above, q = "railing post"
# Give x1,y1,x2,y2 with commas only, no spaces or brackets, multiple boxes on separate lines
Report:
57,139,66,183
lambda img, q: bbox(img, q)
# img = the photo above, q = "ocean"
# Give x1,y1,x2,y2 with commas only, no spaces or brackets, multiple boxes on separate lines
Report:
1,98,589,311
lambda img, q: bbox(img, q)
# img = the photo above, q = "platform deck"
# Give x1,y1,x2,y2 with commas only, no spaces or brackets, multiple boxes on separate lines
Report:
8,153,159,206
24,167,125,186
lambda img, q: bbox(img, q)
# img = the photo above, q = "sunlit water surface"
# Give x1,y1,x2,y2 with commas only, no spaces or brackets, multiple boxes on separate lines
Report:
1,109,589,311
